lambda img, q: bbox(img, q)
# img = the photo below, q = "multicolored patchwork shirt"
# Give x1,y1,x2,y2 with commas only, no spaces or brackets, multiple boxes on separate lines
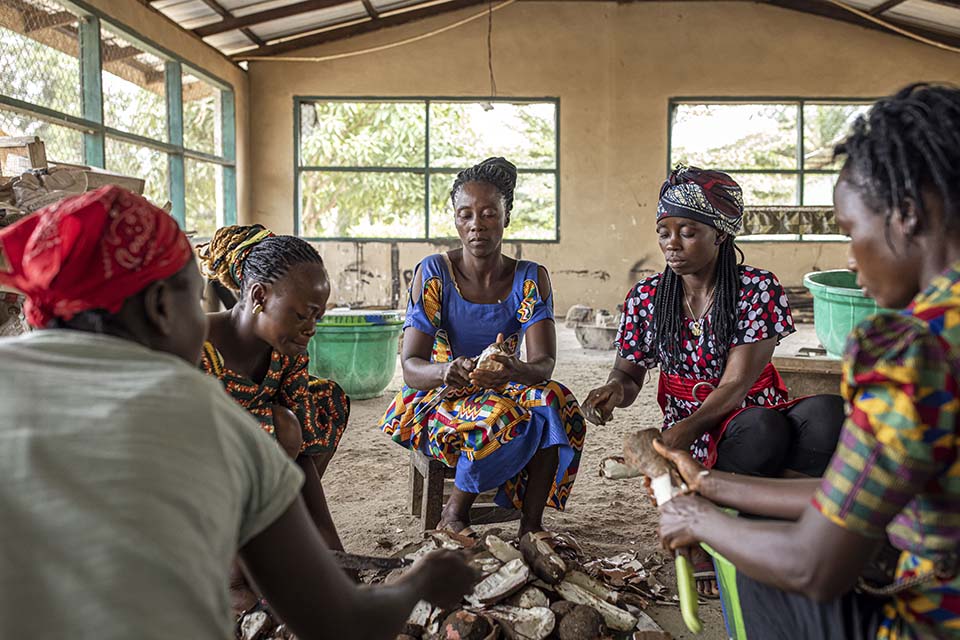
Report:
812,262,960,640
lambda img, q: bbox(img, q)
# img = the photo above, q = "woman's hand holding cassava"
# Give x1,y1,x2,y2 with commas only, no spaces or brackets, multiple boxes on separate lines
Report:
652,439,709,494
469,352,521,389
582,381,625,425
658,493,717,551
442,357,476,389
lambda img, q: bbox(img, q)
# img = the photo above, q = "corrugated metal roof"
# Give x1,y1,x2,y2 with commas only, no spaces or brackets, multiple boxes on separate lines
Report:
141,0,960,61
887,0,960,33
248,2,368,39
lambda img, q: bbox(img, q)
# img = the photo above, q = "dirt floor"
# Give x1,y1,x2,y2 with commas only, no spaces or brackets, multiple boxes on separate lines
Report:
323,326,728,639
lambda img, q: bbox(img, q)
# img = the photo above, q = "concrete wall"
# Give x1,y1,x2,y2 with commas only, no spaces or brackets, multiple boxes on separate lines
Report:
81,0,250,221
246,1,959,311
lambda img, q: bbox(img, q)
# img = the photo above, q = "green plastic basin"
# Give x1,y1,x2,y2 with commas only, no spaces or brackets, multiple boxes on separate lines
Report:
307,310,404,400
803,270,883,359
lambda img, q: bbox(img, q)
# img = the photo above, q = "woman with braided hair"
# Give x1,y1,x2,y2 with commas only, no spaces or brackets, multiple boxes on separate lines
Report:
197,226,350,614
378,157,587,540
583,165,845,595
655,82,960,640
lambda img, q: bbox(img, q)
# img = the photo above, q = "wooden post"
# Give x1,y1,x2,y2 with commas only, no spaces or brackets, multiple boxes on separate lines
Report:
409,450,423,517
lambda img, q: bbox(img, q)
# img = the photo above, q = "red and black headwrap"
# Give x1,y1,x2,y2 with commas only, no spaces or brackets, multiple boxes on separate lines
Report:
657,165,744,236
0,186,192,327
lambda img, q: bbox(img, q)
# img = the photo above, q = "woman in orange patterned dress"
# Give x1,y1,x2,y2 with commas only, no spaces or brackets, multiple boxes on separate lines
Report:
197,225,350,615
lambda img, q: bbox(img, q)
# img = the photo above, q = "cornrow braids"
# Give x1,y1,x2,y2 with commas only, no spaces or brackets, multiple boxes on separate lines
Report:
197,224,324,297
835,83,960,234
450,156,518,214
653,237,744,370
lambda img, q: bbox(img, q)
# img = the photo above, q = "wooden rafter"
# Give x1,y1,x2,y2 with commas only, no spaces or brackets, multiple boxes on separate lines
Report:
764,0,960,48
195,0,266,46
232,0,484,58
359,0,380,18
868,0,906,15
194,0,348,37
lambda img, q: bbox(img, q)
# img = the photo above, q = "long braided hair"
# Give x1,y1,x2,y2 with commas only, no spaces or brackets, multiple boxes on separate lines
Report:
449,156,518,215
835,83,960,235
197,224,324,299
653,236,744,371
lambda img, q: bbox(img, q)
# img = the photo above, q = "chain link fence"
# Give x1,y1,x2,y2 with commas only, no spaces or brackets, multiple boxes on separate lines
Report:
0,0,82,116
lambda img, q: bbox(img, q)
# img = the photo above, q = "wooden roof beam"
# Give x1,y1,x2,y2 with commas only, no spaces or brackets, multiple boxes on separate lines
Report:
868,0,906,15
233,0,485,59
194,0,266,45
194,0,349,37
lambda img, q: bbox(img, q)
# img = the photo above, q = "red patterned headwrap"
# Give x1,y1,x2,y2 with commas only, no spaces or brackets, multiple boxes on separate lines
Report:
657,165,744,236
0,185,192,328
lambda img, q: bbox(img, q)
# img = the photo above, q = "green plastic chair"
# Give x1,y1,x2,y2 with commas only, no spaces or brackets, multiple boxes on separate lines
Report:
702,542,747,640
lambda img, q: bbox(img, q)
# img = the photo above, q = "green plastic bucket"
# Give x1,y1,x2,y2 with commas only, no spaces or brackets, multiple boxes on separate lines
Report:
307,309,404,400
703,543,747,640
803,270,885,359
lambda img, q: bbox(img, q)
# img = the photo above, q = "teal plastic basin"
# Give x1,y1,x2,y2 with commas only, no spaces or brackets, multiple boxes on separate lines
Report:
803,270,884,359
307,310,404,400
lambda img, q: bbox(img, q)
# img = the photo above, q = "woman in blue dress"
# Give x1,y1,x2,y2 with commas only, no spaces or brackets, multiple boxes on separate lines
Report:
378,157,586,537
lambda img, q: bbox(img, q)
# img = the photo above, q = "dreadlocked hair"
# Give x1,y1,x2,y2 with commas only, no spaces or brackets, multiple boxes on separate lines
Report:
197,224,324,297
450,156,518,214
653,236,744,370
834,83,960,234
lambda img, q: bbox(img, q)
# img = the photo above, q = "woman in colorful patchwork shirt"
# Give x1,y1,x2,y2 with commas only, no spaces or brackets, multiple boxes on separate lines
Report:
655,83,960,639
378,157,586,538
583,165,845,595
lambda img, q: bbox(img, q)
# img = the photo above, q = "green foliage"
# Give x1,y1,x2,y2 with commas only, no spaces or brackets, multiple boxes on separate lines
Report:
298,100,557,240
0,25,81,116
183,91,220,156
0,21,228,234
672,102,870,207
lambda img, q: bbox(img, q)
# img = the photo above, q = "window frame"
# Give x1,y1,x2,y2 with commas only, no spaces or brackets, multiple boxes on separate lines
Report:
0,0,237,235
667,96,875,242
293,96,561,243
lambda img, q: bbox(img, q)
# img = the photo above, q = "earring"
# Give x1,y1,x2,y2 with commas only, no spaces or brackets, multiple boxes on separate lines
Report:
252,303,263,315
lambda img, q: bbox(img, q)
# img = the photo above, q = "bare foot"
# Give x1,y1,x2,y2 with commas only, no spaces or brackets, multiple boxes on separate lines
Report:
690,546,719,598
437,504,471,534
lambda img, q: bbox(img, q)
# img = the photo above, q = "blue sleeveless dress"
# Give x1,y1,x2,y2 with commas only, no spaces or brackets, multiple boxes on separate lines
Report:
378,254,586,510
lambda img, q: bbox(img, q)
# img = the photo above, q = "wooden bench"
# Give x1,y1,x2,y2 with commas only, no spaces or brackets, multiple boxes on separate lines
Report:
408,449,520,533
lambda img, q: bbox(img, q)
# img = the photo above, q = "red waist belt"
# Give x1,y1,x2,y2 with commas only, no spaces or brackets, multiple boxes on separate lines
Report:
657,362,798,468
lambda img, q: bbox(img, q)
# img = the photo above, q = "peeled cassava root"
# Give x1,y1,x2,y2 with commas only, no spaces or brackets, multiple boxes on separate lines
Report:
484,534,523,564
554,581,638,632
599,455,643,480
475,334,512,373
486,605,555,640
467,558,531,606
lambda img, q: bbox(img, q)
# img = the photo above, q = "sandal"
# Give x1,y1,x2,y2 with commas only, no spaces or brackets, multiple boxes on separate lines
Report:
693,560,720,599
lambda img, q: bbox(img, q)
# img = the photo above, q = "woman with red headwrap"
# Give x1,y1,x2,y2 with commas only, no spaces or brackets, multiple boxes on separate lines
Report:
0,186,477,639
583,166,845,595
